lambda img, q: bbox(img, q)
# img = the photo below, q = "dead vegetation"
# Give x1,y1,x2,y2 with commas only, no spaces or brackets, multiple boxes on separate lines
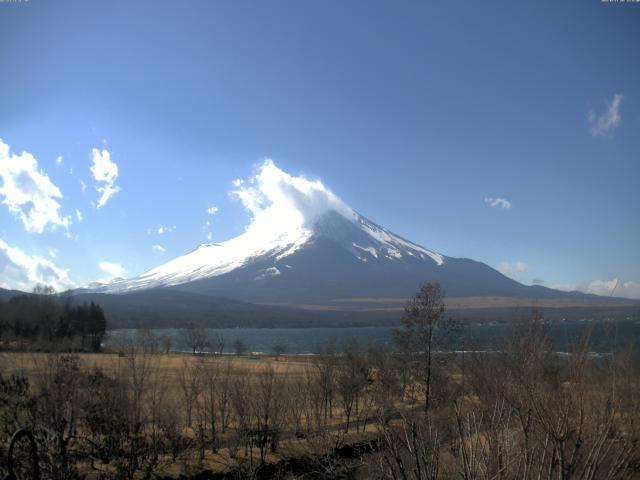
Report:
0,284,638,479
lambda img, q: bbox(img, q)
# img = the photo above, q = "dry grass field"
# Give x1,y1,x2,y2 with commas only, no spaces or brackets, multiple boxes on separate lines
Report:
0,350,384,478
1,315,639,479
0,351,312,381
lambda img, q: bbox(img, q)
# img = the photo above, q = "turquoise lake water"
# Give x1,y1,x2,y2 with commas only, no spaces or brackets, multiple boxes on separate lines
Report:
105,319,640,354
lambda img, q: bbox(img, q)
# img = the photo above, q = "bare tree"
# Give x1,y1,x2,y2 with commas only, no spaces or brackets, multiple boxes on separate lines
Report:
395,282,449,416
33,353,83,478
211,332,225,356
272,342,287,360
303,365,327,434
229,370,252,461
158,333,172,354
177,357,202,428
218,358,234,433
180,323,211,354
200,356,222,452
250,365,286,464
233,338,249,357
375,412,441,480
313,339,337,425
336,339,371,433
136,328,159,354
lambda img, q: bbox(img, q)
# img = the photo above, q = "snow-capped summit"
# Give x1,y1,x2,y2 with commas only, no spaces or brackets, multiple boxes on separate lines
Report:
101,206,444,294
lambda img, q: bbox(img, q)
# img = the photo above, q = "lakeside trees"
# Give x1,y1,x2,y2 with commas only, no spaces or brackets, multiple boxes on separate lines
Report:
0,287,107,352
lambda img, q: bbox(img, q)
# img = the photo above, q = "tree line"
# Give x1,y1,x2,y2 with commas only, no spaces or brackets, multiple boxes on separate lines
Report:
0,285,107,352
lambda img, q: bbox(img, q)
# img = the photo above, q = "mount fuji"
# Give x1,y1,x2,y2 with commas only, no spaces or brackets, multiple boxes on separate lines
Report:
86,161,616,318
97,208,556,305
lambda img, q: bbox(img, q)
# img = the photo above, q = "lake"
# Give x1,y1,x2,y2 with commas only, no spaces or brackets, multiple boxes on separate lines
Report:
105,319,640,354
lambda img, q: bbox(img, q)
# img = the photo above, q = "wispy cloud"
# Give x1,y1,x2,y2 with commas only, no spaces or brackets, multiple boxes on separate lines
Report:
98,261,127,279
90,148,120,208
588,93,623,136
157,225,176,235
551,278,640,299
496,260,529,277
202,219,213,241
207,204,219,215
484,197,512,210
151,244,165,254
0,139,72,234
0,238,74,291
56,155,63,166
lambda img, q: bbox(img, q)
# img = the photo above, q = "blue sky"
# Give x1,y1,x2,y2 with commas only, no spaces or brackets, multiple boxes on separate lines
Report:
0,0,639,297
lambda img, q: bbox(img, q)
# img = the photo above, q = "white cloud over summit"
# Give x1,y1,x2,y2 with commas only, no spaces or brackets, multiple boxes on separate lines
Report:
90,148,120,208
231,159,353,239
0,139,72,234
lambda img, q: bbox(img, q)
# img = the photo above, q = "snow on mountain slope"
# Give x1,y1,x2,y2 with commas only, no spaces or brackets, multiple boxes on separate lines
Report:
98,160,444,293
353,214,443,265
104,227,312,292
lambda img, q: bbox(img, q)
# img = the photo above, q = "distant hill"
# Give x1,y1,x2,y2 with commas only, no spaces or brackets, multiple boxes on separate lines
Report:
3,287,636,329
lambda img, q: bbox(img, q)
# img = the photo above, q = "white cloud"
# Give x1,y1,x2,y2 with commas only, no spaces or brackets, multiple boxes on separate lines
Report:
589,93,623,136
618,281,640,299
79,180,87,192
0,139,72,234
202,219,213,241
207,204,219,215
151,244,165,254
56,155,63,166
96,183,120,208
98,261,127,279
230,159,353,240
552,278,640,299
497,260,529,277
485,197,512,210
75,209,83,222
157,225,176,235
0,238,74,291
90,148,120,208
